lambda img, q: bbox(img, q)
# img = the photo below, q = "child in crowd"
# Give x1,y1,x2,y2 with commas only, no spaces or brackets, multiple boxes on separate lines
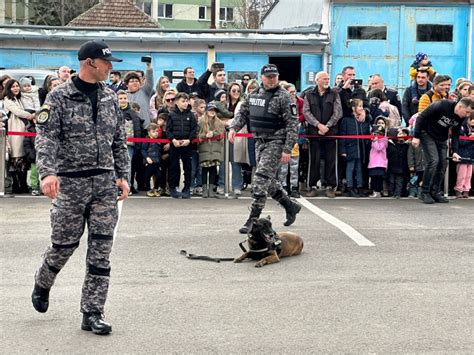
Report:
166,92,198,199
23,115,39,196
156,113,171,196
387,127,410,198
409,52,437,103
368,124,388,198
19,77,40,112
197,103,226,198
141,123,162,197
117,90,144,195
212,89,233,121
339,99,371,197
190,99,206,196
407,114,424,198
452,115,474,198
193,98,206,120
278,143,300,197
131,102,141,114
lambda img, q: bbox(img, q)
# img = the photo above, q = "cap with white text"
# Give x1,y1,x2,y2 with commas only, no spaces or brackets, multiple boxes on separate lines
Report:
77,40,123,62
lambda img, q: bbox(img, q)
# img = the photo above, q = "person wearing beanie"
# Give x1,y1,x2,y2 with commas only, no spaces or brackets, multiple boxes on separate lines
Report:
19,76,40,112
211,88,233,121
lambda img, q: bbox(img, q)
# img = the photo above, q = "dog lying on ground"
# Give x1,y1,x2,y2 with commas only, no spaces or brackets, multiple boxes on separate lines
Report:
234,215,304,267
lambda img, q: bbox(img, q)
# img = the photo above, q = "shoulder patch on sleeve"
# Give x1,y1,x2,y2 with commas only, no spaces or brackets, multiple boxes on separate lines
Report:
36,104,50,124
290,103,297,116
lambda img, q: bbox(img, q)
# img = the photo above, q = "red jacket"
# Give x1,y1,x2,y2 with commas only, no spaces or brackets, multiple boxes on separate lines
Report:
296,96,305,123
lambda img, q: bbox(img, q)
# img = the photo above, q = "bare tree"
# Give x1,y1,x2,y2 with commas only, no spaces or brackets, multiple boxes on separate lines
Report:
232,0,275,29
18,0,99,26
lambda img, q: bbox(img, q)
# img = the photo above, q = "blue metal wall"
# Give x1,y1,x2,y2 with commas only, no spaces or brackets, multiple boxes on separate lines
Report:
0,49,209,87
0,48,322,91
331,4,471,90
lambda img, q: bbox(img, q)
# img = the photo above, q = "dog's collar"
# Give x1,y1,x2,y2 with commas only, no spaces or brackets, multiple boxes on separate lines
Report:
243,238,282,253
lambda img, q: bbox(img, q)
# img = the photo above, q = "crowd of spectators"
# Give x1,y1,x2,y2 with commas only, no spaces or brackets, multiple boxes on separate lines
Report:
1,54,473,200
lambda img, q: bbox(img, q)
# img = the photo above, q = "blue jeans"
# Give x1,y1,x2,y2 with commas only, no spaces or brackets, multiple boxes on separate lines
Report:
190,150,202,188
218,161,243,190
346,158,363,188
127,145,135,187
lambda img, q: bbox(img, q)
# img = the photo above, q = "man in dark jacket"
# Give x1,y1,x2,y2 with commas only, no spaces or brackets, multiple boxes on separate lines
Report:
197,62,228,103
166,92,198,198
369,74,402,117
401,70,431,125
335,66,368,118
176,67,199,94
303,71,343,197
413,97,473,203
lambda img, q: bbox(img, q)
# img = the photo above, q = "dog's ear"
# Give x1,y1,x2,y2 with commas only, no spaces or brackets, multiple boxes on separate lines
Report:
266,215,271,220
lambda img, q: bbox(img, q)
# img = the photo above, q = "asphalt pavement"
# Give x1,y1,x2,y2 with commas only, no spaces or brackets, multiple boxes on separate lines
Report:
1,194,473,353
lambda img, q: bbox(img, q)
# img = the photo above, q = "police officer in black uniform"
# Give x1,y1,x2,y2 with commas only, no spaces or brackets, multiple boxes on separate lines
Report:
229,64,301,233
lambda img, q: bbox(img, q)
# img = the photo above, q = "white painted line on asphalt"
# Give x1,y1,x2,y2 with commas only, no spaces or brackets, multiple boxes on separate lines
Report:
297,197,375,247
113,200,123,239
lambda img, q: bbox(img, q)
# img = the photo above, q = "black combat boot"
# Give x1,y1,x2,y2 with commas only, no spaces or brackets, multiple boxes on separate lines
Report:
280,197,302,227
239,206,262,234
81,313,112,335
32,284,50,313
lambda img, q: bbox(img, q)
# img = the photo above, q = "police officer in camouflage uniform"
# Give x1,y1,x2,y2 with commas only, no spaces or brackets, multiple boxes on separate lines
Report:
31,41,130,335
229,64,301,234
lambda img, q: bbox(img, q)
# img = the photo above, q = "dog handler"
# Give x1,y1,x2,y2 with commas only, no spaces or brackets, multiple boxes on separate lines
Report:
412,97,472,204
229,64,301,234
31,40,130,335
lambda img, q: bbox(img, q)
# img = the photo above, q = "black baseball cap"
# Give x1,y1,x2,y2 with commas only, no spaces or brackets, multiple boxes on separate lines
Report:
78,40,123,62
261,64,279,76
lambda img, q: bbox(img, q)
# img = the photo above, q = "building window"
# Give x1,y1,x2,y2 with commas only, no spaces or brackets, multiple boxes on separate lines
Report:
136,0,152,16
199,6,211,20
219,7,234,22
417,24,453,42
158,4,173,18
347,26,387,40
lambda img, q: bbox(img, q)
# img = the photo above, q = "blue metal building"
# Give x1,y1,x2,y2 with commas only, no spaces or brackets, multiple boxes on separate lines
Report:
0,1,472,92
330,0,473,89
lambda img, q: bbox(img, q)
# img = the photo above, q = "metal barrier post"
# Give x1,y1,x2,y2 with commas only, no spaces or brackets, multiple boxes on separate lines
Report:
0,127,6,196
224,130,230,198
444,144,450,197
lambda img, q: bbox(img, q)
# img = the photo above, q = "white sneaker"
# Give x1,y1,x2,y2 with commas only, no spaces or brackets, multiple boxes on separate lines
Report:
369,192,381,198
216,186,224,195
234,189,241,195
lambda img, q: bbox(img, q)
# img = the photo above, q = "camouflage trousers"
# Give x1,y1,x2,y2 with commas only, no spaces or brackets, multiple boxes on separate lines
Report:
278,156,299,190
251,139,290,210
34,171,118,314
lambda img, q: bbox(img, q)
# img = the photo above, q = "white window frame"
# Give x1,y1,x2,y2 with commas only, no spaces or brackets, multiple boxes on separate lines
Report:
198,6,211,21
219,7,234,23
137,1,152,16
158,3,173,19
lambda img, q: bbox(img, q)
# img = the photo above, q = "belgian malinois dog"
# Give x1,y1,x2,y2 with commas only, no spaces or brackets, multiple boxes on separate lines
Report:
234,216,304,267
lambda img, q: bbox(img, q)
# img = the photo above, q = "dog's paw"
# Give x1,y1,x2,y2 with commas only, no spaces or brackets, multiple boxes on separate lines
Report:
254,261,264,268
233,258,243,263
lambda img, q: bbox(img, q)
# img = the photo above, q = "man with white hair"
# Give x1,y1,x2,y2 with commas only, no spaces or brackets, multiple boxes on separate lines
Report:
303,71,343,197
57,66,71,83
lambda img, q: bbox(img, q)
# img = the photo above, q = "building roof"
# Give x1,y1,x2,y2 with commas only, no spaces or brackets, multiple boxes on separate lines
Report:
67,0,160,28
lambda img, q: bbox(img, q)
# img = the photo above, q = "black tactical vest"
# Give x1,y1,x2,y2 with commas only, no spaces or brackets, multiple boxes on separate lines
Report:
248,88,285,134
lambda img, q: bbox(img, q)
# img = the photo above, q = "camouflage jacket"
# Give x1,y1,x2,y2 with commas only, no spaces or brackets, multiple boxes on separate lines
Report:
230,85,298,153
35,79,129,181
